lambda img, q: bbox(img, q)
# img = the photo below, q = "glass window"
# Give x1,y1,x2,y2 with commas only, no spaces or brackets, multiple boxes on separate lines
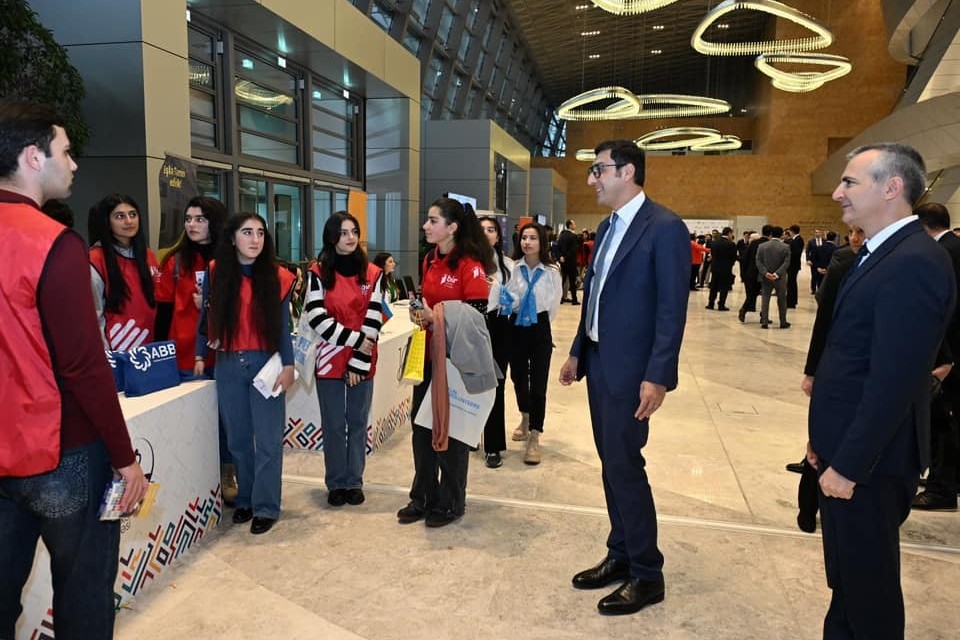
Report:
239,176,269,219
465,87,479,117
421,96,435,121
403,31,422,55
312,188,349,255
445,74,463,112
437,6,454,44
196,168,224,201
457,31,472,62
466,0,480,30
483,20,494,48
370,2,394,31
188,27,218,149
428,53,445,95
234,51,299,164
273,183,303,262
310,84,359,179
410,0,430,26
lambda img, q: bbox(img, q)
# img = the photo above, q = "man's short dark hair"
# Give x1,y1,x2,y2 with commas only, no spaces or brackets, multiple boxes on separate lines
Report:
789,224,800,234
826,231,838,241
594,139,645,186
849,142,927,206
915,202,951,232
771,226,784,238
761,224,774,236
0,101,65,179
722,226,733,235
565,219,575,229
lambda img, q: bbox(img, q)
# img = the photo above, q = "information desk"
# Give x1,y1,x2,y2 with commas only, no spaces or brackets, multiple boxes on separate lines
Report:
284,312,416,455
18,381,220,640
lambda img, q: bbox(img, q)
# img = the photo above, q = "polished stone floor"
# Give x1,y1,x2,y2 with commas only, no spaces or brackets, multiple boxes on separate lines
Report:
117,275,960,640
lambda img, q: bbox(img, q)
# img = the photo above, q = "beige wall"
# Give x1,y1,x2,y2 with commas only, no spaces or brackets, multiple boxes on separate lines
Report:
535,0,904,235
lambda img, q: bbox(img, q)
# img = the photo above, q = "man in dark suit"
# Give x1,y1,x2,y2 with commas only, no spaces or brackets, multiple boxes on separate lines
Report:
706,227,737,311
736,230,751,281
559,139,689,616
557,219,581,304
913,202,960,511
787,224,804,307
813,231,838,289
808,143,955,640
738,226,770,323
806,228,824,293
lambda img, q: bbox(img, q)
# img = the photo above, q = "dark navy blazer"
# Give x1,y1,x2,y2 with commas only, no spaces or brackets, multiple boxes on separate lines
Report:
809,220,956,483
571,196,690,399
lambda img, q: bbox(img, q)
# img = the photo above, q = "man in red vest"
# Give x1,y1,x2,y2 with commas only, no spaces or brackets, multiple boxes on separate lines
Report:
0,101,147,639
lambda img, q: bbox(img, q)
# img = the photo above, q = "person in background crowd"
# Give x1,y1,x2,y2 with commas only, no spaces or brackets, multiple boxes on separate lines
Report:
557,219,581,305
786,224,804,308
303,212,383,508
560,139,689,616
756,226,792,329
578,229,593,279
808,143,954,640
690,233,708,290
373,252,400,303
478,215,514,469
705,227,737,311
397,197,492,528
698,230,716,288
507,222,562,465
195,213,296,536
806,228,825,294
812,230,838,291
737,230,751,281
88,193,160,351
0,101,148,640
738,227,770,323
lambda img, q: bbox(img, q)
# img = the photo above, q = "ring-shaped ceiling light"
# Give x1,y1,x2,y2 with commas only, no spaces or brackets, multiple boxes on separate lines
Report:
635,128,723,151
559,89,731,121
590,0,681,15
575,149,597,162
755,52,852,92
689,135,743,151
692,0,833,56
557,86,641,121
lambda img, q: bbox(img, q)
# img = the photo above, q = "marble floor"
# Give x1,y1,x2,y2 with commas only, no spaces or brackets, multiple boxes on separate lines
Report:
116,277,960,640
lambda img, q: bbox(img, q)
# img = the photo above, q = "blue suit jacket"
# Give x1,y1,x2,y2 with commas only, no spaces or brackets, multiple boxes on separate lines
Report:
571,196,690,399
809,220,956,483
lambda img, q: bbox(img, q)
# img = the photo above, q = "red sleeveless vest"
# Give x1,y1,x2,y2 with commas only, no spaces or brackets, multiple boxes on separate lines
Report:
89,245,159,351
210,262,295,351
0,203,66,476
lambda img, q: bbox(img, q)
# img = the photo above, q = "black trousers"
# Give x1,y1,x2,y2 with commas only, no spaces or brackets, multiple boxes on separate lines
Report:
740,279,760,313
509,312,552,432
811,267,824,293
561,261,579,302
409,361,470,516
925,391,960,496
787,268,800,307
818,466,916,640
690,264,700,290
483,311,511,453
707,271,732,308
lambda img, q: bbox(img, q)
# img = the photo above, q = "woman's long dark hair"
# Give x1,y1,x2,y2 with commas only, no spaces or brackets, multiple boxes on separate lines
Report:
317,211,369,291
160,196,227,275
478,215,511,284
208,213,281,352
373,252,398,294
517,222,556,266
88,193,156,313
428,197,494,273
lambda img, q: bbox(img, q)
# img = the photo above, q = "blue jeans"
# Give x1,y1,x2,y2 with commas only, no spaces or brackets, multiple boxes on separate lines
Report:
215,351,285,519
316,378,373,491
0,441,120,640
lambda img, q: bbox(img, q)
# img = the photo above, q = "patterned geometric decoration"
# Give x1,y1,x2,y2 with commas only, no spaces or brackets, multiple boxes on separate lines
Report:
28,609,54,640
371,397,412,453
284,416,324,451
115,491,221,602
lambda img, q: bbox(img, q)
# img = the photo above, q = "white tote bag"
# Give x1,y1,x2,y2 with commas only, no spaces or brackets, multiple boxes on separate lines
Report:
293,313,320,389
414,359,495,448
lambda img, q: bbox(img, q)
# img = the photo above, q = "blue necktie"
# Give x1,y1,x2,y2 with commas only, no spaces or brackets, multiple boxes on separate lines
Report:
515,265,543,327
854,244,870,269
586,213,618,334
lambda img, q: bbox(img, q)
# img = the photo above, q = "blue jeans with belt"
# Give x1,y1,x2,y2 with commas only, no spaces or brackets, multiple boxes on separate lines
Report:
0,441,120,640
215,350,286,519
316,378,373,491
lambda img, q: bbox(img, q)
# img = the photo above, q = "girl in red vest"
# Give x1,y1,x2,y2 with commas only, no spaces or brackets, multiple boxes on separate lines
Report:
396,197,493,528
88,194,160,351
195,213,295,535
155,196,226,376
302,212,384,508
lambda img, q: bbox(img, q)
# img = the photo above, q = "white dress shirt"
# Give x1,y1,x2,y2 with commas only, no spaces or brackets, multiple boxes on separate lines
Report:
506,260,562,322
588,191,646,341
860,215,917,267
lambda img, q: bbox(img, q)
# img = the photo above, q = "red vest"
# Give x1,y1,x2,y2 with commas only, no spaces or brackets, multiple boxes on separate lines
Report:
308,263,382,379
0,203,65,476
90,245,159,351
156,252,213,370
211,262,295,351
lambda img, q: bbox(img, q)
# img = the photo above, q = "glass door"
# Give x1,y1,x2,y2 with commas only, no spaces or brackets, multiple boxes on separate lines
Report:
273,183,303,262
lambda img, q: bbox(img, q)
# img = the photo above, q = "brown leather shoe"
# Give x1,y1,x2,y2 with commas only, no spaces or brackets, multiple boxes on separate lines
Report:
572,557,630,590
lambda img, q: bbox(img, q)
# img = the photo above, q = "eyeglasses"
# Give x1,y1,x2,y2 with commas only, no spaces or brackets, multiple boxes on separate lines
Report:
587,162,624,179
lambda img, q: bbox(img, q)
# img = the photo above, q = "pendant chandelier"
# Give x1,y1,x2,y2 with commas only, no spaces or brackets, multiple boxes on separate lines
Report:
634,127,743,152
692,0,833,56
590,0,681,15
754,52,852,92
557,88,731,121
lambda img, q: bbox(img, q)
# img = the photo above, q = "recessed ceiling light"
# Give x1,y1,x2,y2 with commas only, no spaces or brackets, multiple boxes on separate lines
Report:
575,3,591,8
652,25,665,30
580,30,601,36
717,23,729,30
650,49,662,55
588,54,601,59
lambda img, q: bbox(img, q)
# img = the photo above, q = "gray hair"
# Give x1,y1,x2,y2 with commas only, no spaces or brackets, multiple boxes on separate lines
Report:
848,143,927,206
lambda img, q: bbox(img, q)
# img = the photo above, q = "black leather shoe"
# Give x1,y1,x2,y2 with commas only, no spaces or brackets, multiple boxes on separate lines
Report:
485,452,503,468
912,491,958,511
571,300,581,306
328,489,348,507
250,516,276,535
797,512,817,533
785,461,805,474
738,308,746,323
597,578,665,615
717,306,730,311
425,509,462,528
572,557,630,590
232,507,253,524
397,501,426,524
780,322,791,329
705,304,714,310
760,323,769,329
345,488,365,505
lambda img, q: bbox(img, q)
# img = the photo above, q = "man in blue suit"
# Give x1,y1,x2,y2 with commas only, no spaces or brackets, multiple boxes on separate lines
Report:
808,143,955,639
559,139,689,616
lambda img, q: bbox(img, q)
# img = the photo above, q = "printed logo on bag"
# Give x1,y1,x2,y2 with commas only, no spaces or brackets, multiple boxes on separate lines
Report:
105,350,116,369
129,343,177,372
440,274,459,288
